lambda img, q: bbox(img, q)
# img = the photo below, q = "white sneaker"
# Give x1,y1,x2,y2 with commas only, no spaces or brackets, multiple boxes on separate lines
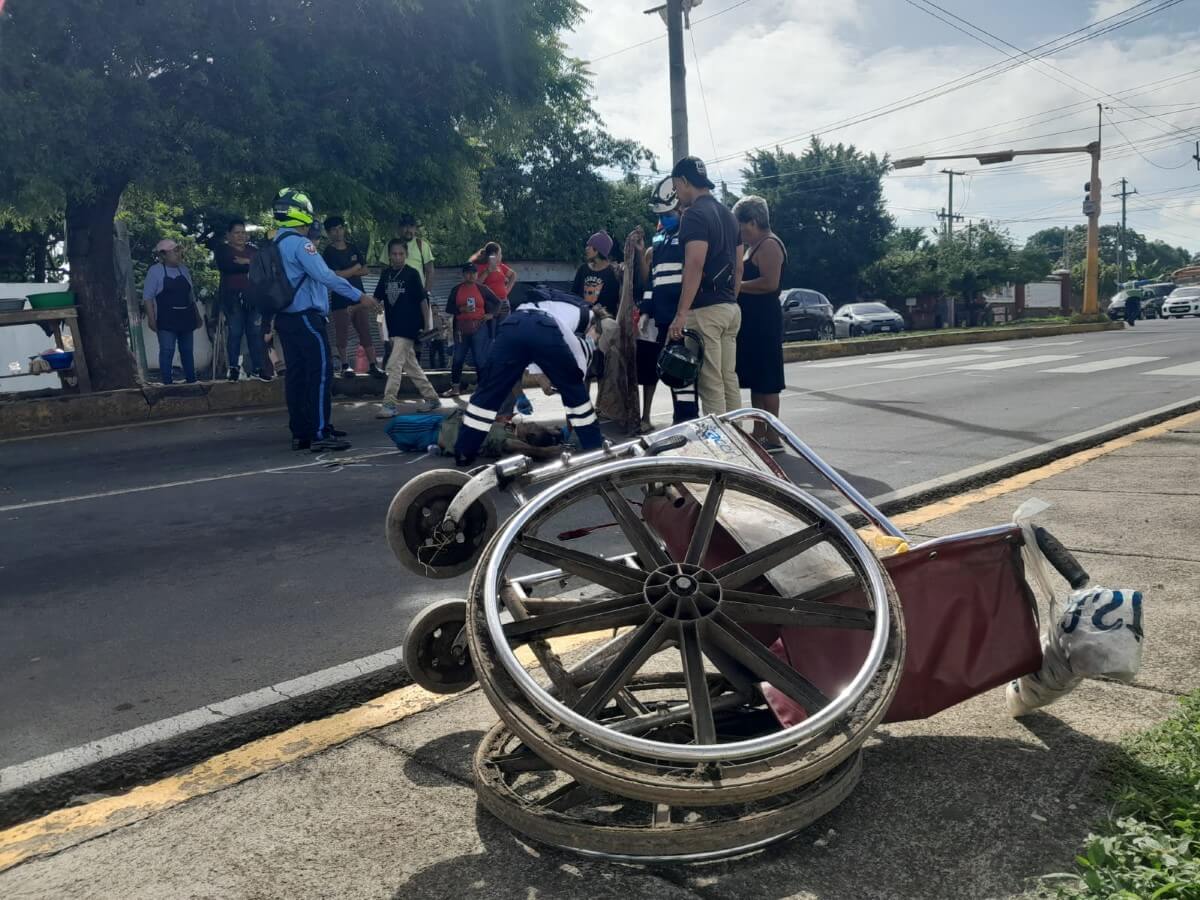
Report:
376,404,397,419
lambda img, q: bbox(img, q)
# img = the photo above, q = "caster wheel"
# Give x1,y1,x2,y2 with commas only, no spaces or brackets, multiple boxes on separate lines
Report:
386,469,496,578
403,599,475,693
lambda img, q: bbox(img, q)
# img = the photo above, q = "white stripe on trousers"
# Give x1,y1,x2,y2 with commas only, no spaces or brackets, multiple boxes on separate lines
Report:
466,403,497,421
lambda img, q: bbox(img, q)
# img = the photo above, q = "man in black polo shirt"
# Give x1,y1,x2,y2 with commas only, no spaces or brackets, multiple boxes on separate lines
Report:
322,215,383,379
668,156,744,415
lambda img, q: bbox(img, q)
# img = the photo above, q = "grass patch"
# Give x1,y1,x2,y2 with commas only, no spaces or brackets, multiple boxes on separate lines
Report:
1049,689,1200,899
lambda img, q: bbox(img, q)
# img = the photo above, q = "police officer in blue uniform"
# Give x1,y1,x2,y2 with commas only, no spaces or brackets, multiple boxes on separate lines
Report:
271,188,377,452
641,177,699,422
454,287,603,466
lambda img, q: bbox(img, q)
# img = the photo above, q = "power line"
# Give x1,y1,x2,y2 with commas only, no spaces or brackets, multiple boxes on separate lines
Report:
905,0,1193,141
1103,107,1193,169
708,0,1179,165
689,28,724,184
583,0,758,65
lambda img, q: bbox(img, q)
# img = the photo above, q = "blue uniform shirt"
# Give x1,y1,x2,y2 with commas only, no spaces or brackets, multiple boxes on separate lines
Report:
276,227,365,316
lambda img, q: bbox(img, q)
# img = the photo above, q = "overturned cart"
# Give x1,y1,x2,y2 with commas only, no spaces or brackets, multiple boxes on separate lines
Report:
387,411,1088,862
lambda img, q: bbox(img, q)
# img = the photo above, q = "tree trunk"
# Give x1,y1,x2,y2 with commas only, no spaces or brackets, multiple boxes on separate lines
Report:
33,229,48,283
66,184,137,390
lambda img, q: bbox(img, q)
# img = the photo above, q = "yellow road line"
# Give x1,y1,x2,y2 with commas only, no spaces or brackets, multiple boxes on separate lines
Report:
4,409,1198,872
0,630,604,873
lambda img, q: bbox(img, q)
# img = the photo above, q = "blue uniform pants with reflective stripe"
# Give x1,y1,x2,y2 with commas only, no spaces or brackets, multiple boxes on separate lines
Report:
454,312,602,463
276,310,333,441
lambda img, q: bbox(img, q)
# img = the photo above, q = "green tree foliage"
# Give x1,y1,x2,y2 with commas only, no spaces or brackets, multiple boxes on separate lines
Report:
1025,225,1193,297
741,139,894,302
863,222,1050,303
433,66,654,264
0,0,581,388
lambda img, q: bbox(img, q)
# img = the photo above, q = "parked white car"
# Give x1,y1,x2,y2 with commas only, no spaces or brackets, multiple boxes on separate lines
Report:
1160,286,1200,319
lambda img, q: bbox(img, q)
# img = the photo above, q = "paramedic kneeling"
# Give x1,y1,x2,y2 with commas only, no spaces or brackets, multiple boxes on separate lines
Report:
454,287,602,466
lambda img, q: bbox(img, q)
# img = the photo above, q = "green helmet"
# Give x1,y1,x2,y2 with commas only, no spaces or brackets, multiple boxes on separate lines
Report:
657,329,705,389
273,188,315,227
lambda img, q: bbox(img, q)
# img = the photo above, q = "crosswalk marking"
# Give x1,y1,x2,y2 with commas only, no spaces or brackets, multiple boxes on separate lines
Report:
1026,340,1083,347
1142,361,1200,377
973,346,1015,353
803,354,929,368
1041,356,1166,374
878,354,993,369
955,354,1079,371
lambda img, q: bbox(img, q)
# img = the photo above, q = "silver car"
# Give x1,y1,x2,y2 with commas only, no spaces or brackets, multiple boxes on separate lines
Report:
833,302,906,338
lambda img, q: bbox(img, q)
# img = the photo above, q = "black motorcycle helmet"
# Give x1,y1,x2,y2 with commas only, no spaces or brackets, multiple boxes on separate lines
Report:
657,329,705,389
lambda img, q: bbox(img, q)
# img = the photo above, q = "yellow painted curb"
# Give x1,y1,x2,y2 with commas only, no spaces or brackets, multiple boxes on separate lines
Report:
0,631,602,873
891,408,1200,531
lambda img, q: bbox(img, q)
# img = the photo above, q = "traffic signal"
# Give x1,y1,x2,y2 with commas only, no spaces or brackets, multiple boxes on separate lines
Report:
1082,182,1096,218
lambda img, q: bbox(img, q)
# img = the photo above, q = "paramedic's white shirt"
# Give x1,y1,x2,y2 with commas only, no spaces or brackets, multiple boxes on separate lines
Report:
522,299,595,378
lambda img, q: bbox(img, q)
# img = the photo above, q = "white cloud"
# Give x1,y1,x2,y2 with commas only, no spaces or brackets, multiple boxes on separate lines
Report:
1091,0,1135,24
563,2,1200,250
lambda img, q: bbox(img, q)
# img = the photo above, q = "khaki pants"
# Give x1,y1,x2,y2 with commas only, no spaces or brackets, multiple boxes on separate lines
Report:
686,303,742,415
382,337,437,405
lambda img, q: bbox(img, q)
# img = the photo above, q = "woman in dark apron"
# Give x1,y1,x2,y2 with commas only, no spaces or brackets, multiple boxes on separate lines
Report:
144,239,200,384
733,195,788,451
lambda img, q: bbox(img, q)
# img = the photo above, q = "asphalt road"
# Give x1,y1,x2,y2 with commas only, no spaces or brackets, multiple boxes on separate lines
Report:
3,320,1200,769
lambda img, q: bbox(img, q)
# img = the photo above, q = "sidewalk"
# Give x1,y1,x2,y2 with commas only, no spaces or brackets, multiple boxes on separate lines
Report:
2,418,1198,900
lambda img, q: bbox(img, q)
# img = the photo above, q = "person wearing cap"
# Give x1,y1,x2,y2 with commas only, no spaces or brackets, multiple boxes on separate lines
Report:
669,156,744,415
322,215,383,379
271,188,379,452
442,262,501,397
143,239,202,385
572,231,621,317
399,214,436,289
638,177,699,426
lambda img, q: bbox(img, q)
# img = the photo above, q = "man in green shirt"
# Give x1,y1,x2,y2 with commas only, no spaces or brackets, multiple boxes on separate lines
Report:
399,213,435,288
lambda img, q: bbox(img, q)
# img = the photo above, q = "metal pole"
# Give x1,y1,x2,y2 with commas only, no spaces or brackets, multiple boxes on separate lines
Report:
667,0,689,162
1083,140,1102,316
1112,177,1136,284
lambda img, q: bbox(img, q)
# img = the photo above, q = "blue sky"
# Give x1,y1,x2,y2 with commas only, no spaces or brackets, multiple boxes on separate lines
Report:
563,0,1200,251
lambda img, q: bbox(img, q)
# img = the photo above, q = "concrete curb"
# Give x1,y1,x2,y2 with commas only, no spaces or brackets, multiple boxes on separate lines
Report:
830,395,1200,529
781,321,1121,364
0,651,414,829
1,393,1194,829
3,323,1119,438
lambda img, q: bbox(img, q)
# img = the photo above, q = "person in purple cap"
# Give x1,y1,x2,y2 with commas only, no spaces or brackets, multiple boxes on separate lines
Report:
572,231,621,317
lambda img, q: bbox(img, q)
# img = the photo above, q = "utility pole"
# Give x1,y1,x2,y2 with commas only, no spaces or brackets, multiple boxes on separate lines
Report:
937,169,965,238
1112,177,1137,284
1081,103,1103,316
666,0,689,162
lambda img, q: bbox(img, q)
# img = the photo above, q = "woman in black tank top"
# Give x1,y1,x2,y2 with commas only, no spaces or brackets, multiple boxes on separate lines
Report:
733,196,787,449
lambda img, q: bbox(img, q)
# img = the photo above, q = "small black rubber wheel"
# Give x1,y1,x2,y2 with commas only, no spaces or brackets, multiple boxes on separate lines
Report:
386,469,497,578
402,599,475,693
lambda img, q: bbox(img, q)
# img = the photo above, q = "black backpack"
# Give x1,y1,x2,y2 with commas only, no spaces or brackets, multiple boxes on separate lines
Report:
247,232,309,314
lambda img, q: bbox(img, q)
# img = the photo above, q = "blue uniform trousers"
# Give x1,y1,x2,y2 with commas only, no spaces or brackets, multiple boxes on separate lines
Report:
454,311,602,463
276,310,333,442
